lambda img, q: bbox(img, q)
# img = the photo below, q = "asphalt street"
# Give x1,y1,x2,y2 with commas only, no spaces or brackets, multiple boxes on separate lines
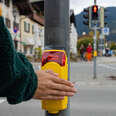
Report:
71,86,116,116
70,57,116,85
0,57,116,116
0,86,116,116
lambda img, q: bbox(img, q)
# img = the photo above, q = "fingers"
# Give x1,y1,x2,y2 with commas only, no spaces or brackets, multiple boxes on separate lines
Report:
44,70,74,87
45,70,74,87
49,83,77,93
52,76,74,87
44,70,77,93
34,70,77,100
47,90,75,97
39,96,65,100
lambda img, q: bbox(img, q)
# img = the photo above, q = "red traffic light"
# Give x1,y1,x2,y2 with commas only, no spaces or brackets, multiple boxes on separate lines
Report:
92,5,98,20
92,5,98,13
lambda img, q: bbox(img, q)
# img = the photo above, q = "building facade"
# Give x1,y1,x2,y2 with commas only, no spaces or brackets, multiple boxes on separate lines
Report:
70,10,78,55
0,0,21,52
0,0,44,57
20,16,44,57
70,23,78,55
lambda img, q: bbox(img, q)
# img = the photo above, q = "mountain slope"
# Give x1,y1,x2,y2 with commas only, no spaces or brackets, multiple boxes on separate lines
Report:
75,7,116,41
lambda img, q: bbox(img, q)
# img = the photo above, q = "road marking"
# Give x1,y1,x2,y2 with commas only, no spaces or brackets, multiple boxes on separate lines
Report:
98,64,116,71
0,99,6,104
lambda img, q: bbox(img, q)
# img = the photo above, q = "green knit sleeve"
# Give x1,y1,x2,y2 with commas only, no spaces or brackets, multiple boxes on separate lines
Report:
7,52,38,104
0,16,38,104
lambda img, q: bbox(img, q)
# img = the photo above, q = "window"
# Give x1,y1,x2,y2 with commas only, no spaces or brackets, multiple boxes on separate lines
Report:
24,21,30,33
30,47,33,54
24,22,26,32
5,18,11,28
32,25,35,34
5,0,10,7
28,24,30,33
24,47,27,55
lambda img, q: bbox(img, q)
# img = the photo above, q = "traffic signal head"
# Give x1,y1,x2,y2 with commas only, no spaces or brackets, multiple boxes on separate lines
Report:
83,7,91,27
92,5,98,20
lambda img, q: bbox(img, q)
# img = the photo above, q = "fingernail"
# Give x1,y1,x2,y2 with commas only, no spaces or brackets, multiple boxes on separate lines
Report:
69,93,74,96
70,83,74,87
55,73,59,76
74,88,77,92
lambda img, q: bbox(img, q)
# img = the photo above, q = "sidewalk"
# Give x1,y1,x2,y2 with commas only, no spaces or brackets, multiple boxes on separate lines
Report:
31,58,116,87
74,78,116,87
97,56,116,64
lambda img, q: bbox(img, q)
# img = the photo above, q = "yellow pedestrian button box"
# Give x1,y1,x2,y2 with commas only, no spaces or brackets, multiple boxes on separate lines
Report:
94,51,97,57
41,50,68,114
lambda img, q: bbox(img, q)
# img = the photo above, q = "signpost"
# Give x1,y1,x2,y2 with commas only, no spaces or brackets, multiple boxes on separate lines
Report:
93,24,97,79
91,0,99,79
102,27,110,36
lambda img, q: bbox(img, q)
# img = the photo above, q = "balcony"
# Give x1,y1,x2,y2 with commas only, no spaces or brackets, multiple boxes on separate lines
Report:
13,0,44,25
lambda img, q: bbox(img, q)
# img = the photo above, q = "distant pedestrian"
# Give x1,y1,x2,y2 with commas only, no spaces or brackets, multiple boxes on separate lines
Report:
86,43,93,61
80,44,86,61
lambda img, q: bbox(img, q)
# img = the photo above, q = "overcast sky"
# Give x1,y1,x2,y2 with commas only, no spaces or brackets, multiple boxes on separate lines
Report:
70,0,116,14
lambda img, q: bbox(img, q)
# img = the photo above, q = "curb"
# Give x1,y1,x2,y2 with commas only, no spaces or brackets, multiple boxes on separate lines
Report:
75,80,116,87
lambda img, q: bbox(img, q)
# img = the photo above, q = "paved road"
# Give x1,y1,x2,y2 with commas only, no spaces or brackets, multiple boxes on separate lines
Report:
70,86,116,116
0,57,116,116
0,86,116,116
70,57,116,85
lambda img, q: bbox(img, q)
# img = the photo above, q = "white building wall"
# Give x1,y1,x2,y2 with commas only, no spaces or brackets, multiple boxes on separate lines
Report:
70,23,78,55
33,23,44,50
1,0,45,55
39,26,44,50
1,0,21,52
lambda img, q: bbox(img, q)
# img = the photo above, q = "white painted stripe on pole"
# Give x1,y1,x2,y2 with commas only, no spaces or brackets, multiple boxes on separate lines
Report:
98,64,116,71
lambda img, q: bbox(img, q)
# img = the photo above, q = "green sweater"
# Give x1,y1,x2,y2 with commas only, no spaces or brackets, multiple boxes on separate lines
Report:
0,16,37,104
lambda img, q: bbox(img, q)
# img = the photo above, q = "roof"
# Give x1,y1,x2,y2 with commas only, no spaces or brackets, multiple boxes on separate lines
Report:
13,0,44,25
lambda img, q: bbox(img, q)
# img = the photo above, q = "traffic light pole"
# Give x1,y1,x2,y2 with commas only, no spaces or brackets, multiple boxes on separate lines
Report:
44,0,70,116
94,0,96,4
93,24,97,79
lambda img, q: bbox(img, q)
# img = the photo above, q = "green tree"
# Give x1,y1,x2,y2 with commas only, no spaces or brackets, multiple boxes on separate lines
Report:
110,42,116,50
77,36,93,51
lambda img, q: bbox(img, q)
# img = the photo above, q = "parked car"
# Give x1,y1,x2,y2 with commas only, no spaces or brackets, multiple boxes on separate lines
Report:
105,48,112,57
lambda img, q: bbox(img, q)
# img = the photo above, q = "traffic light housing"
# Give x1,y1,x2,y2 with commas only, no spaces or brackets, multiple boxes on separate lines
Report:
83,7,91,28
100,7,108,28
92,5,98,20
83,8,89,26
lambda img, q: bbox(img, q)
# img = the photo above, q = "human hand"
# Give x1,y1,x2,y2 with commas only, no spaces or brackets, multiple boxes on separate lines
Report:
33,70,77,100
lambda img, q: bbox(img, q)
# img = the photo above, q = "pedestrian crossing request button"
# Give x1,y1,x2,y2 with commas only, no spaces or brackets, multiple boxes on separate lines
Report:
41,50,68,114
